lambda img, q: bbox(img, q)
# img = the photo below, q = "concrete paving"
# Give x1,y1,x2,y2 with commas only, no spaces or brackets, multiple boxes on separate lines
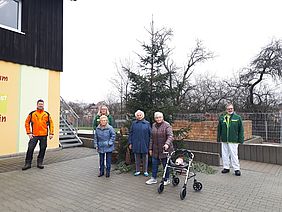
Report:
0,147,282,212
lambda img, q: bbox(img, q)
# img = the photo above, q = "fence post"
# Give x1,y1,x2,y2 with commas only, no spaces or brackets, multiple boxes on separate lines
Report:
265,119,268,142
280,111,282,143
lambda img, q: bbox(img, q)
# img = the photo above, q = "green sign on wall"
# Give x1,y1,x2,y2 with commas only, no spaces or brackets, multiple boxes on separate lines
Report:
0,94,8,114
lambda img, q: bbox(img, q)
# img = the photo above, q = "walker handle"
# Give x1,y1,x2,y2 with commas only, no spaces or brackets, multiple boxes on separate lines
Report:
163,146,169,154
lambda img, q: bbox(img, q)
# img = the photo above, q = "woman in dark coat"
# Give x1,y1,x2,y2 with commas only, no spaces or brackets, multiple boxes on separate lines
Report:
146,112,174,185
128,110,151,177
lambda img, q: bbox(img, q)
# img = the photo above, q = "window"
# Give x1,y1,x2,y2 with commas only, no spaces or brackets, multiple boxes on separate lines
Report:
0,0,22,31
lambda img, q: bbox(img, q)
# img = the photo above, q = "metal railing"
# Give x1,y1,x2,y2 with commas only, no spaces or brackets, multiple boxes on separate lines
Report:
60,96,80,133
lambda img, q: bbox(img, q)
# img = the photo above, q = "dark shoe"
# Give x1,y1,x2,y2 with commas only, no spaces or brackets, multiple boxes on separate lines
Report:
22,164,31,171
221,169,230,174
235,170,241,176
98,173,104,177
37,163,44,169
106,172,110,178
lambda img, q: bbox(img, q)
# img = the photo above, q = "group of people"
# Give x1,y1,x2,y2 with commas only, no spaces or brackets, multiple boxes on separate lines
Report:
22,100,244,181
128,110,174,185
92,107,174,184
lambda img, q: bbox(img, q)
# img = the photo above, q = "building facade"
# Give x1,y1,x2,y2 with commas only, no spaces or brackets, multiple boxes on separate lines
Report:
0,0,63,155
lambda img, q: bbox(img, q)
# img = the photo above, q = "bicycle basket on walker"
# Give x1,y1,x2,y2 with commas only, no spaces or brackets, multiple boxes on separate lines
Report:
169,149,194,168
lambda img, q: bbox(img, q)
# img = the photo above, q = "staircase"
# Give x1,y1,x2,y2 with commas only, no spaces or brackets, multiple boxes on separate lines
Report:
59,97,83,148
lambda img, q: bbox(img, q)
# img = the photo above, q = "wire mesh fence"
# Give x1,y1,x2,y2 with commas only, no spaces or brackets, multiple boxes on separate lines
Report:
240,113,281,143
173,112,282,143
78,112,282,143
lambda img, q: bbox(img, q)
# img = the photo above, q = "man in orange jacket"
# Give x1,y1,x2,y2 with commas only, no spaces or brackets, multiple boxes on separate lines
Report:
22,99,54,170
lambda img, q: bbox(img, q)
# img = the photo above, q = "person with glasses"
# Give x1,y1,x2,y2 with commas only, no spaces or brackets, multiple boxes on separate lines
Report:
217,103,244,176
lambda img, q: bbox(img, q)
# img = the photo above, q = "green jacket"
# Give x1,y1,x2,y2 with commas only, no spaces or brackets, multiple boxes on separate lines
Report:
93,115,113,130
217,112,244,144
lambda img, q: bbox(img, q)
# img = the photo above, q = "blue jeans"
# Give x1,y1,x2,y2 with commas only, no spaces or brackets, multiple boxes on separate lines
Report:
99,152,112,174
152,157,169,180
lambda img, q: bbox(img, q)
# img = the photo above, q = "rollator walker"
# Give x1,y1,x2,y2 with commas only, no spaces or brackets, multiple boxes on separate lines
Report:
158,149,203,200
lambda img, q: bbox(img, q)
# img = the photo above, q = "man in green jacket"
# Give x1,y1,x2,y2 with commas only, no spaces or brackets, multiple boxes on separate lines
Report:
217,103,244,176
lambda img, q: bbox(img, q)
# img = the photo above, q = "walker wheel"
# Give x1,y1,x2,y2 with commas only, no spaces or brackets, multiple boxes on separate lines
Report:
172,177,180,186
158,182,164,194
180,187,187,200
193,182,203,191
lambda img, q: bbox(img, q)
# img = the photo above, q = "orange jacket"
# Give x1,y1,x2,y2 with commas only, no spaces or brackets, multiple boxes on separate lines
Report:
25,110,54,136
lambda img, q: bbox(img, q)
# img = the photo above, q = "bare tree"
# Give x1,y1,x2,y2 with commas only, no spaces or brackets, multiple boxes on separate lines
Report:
240,39,282,109
111,59,132,114
163,40,214,108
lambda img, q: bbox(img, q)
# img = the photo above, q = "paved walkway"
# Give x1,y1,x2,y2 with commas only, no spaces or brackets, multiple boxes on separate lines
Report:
0,147,282,212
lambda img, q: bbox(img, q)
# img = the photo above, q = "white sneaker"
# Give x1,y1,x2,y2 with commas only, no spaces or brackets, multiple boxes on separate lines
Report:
146,178,157,185
164,180,171,186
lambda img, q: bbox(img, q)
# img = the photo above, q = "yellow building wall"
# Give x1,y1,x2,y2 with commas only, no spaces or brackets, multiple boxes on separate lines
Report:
0,61,20,155
48,71,60,148
0,61,60,156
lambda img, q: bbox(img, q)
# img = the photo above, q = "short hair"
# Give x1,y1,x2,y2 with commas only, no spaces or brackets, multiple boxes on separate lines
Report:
135,110,145,119
225,103,234,109
99,115,108,121
154,111,163,118
37,99,44,104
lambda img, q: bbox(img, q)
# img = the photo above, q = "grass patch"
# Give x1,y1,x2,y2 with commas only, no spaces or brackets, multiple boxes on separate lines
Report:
114,161,133,174
193,161,217,174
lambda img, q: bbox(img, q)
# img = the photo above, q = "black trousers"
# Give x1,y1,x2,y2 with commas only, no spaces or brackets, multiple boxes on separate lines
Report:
25,136,47,164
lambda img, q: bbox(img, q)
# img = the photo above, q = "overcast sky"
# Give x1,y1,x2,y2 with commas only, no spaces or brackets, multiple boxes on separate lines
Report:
62,0,282,103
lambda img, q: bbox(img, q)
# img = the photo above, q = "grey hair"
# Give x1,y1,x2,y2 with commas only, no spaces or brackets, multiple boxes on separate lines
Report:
154,111,163,118
135,110,145,118
99,115,108,121
225,103,234,109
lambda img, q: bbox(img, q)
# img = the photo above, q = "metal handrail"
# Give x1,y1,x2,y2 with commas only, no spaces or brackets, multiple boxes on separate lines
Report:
60,96,79,118
60,96,79,132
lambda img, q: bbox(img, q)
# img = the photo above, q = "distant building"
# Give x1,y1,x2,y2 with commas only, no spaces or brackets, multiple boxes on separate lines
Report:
0,0,63,156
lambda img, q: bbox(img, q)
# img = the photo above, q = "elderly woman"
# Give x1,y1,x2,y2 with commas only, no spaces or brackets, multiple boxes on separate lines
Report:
94,115,116,178
146,112,174,185
128,110,151,177
93,105,113,130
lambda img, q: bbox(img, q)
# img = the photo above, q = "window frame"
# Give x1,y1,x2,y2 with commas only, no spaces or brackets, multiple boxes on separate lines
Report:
0,0,24,34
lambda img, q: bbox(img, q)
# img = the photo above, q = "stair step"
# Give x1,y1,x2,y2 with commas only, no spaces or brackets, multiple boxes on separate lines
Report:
60,131,73,134
59,135,76,139
61,143,83,148
59,114,82,148
60,124,75,128
59,128,73,132
60,120,75,125
59,131,77,135
59,126,72,130
60,129,76,133
59,138,82,143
